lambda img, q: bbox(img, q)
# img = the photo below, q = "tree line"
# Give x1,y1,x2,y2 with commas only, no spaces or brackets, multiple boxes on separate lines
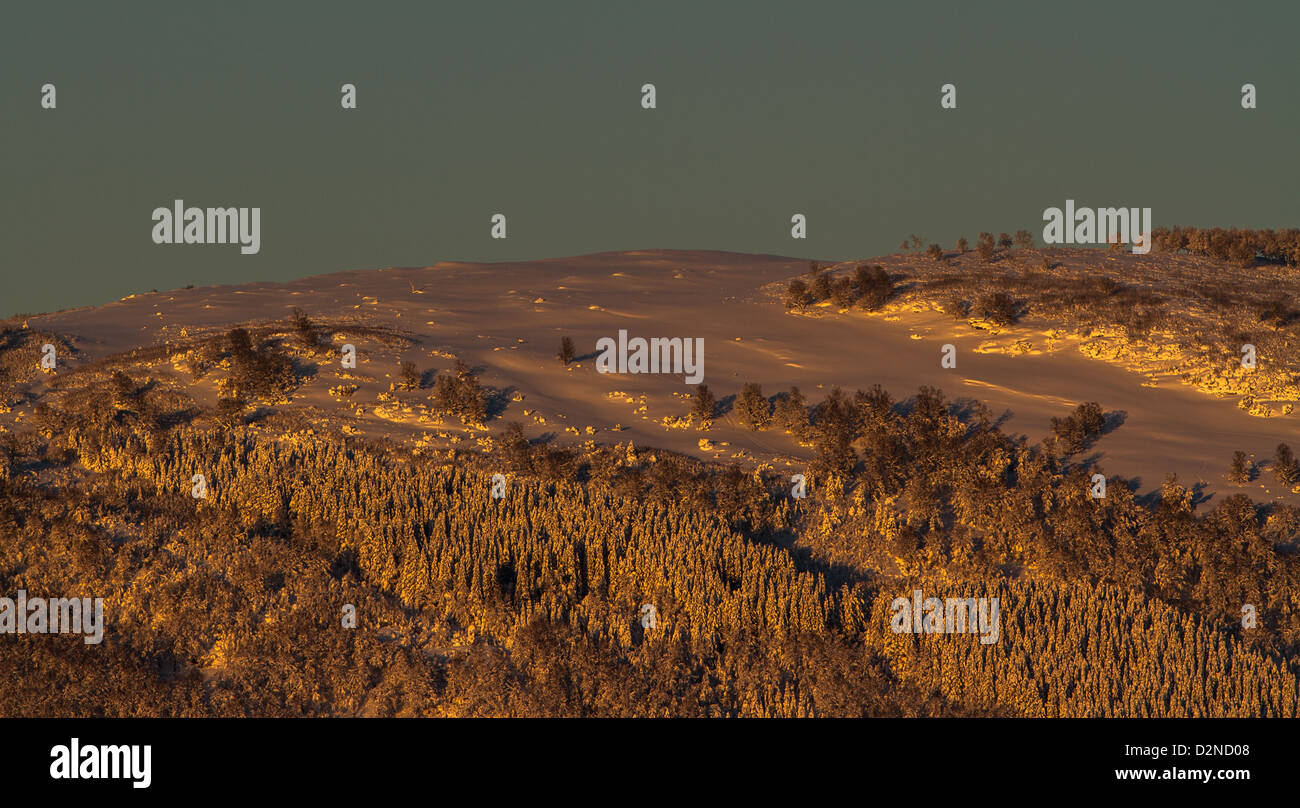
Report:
1,361,1296,717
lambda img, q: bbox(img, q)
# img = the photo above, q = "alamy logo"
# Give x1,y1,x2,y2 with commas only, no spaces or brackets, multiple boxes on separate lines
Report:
50,738,151,789
1042,200,1151,254
151,200,261,255
0,590,104,644
890,589,1000,644
596,329,704,384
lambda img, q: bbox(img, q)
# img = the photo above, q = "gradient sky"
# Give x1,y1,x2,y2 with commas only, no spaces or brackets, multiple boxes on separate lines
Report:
2,0,1297,317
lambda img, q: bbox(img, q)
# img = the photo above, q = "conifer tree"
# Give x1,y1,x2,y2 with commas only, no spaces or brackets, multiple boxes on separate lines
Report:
736,383,770,430
558,336,576,365
691,384,716,428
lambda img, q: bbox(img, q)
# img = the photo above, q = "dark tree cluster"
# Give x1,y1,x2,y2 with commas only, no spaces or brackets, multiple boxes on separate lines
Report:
181,327,301,403
773,386,811,437
221,328,299,401
691,384,716,427
1275,443,1300,488
1228,451,1252,485
430,360,487,425
952,230,1034,257
735,382,771,430
291,309,328,350
783,279,812,310
1050,401,1107,454
398,361,421,391
976,292,1020,326
784,265,894,312
1152,226,1300,268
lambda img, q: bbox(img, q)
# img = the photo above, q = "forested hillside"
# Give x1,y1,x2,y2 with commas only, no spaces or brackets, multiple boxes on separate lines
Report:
2,354,1297,717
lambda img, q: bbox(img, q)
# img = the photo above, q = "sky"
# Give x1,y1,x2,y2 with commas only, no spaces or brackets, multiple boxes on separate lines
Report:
1,0,1297,316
